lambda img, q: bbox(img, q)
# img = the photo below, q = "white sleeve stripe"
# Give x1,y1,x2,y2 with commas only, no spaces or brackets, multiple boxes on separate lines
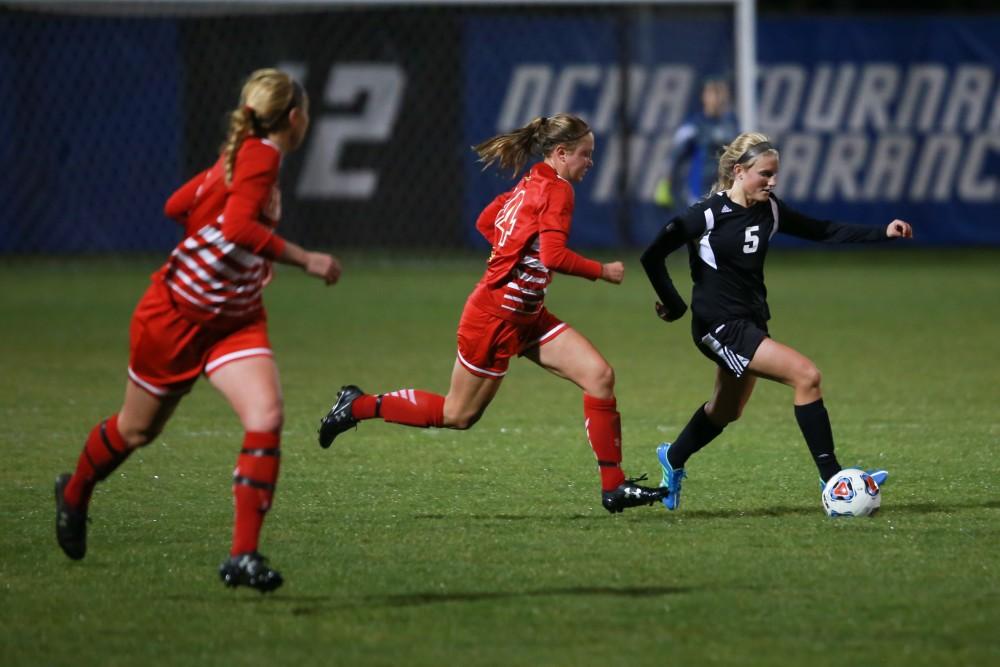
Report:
698,208,718,270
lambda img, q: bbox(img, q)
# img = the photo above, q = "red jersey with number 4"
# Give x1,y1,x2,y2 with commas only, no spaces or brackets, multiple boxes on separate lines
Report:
155,137,288,326
469,161,602,324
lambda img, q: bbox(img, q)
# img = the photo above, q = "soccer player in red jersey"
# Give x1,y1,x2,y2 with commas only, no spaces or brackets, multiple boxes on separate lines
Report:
54,69,341,591
319,113,667,513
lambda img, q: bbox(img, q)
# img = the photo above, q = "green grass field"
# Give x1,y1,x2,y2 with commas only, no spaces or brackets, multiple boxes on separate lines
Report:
2,248,998,666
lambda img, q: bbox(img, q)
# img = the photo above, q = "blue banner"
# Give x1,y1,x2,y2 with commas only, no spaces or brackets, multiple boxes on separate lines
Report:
0,18,182,253
4,11,998,253
463,15,1000,247
758,17,1000,246
462,15,734,249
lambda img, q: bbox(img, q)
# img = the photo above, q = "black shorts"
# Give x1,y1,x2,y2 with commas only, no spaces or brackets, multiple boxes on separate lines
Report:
691,317,769,378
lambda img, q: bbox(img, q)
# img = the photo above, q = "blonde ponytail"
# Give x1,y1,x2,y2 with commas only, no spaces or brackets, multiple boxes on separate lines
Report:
220,68,302,183
473,113,591,177
222,107,255,185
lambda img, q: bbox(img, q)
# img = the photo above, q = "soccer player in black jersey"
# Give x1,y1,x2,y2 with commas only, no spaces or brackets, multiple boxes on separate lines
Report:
640,131,913,510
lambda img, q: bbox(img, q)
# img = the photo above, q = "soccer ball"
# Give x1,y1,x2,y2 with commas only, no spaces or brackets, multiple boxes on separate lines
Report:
821,468,881,517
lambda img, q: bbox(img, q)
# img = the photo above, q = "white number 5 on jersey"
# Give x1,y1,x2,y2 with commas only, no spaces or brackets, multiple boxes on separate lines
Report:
743,225,760,254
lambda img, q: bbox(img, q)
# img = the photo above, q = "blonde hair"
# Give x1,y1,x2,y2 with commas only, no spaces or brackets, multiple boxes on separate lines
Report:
473,113,592,177
712,131,779,193
221,68,303,184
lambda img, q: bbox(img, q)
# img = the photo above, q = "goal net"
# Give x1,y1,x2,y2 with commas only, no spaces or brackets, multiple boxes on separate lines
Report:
1,0,753,253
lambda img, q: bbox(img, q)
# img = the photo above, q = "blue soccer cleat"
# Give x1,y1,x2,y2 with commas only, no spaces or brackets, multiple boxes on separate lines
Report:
656,443,686,511
819,468,889,490
867,469,889,486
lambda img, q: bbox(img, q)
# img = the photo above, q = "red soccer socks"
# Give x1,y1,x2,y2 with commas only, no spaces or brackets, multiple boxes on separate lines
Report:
64,414,131,510
231,431,280,556
353,389,445,428
583,394,626,491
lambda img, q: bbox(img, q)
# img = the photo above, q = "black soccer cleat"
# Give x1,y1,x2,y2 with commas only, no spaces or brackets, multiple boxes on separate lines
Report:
219,552,284,593
55,473,88,560
318,384,364,448
601,474,670,514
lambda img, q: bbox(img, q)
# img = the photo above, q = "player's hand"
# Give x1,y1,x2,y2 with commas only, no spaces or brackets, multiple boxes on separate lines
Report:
261,262,274,287
886,219,913,239
305,252,342,285
655,300,687,323
600,261,625,284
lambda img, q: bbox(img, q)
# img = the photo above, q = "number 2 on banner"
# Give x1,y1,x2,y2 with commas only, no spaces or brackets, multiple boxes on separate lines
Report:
495,190,526,248
743,225,760,254
297,63,406,199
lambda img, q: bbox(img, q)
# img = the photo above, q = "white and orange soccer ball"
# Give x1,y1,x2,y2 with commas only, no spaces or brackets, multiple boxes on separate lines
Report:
822,468,881,517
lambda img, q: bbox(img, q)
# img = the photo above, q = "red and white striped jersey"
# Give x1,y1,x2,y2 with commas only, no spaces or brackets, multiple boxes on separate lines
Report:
156,137,287,326
470,162,602,324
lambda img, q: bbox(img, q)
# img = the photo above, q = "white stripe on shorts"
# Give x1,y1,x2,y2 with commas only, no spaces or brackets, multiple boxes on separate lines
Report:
205,347,273,374
456,349,507,378
528,322,568,348
701,332,749,377
127,367,171,396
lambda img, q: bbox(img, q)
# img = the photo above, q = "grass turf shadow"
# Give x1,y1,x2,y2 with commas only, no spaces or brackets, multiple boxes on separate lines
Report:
176,585,691,615
371,584,692,608
413,498,1000,522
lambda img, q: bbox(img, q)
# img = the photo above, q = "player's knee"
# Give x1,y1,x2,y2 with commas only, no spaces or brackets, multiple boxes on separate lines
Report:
451,416,478,430
586,362,615,398
444,406,483,430
706,401,741,425
796,363,822,393
442,393,481,430
119,424,159,449
243,402,284,434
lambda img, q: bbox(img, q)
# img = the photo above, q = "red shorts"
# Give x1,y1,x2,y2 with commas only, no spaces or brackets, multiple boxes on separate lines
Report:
127,282,273,397
455,298,568,378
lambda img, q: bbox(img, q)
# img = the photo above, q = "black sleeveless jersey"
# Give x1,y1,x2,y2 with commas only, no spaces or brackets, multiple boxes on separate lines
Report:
641,192,888,326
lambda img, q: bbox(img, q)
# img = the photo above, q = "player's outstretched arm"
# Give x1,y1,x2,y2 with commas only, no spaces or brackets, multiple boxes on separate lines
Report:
278,241,342,285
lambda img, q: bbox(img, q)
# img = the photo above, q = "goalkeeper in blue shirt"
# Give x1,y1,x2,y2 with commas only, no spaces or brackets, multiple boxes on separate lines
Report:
656,76,739,209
